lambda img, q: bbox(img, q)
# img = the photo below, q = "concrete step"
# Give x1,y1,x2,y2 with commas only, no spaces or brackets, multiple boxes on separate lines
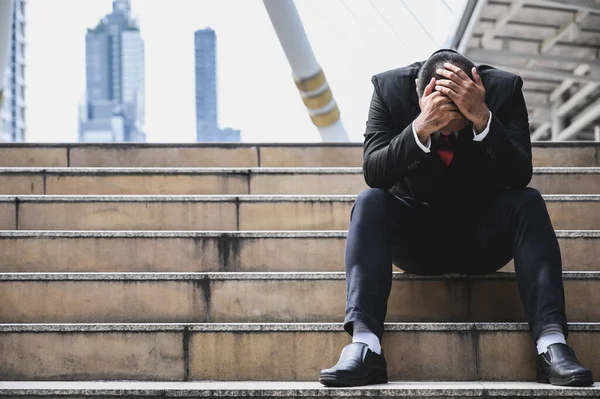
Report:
0,381,599,398
1,195,599,231
1,272,599,323
0,231,596,273
1,323,599,381
1,167,599,195
1,143,598,167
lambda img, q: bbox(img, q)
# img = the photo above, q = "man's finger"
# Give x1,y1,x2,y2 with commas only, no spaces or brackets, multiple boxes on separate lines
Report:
435,84,458,100
436,68,464,85
423,77,435,97
431,92,453,102
435,79,460,92
442,101,459,110
472,67,483,87
443,63,470,82
423,77,436,97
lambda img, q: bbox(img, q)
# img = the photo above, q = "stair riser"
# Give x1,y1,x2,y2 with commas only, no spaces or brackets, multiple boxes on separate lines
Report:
0,236,596,272
0,148,68,168
0,278,598,323
0,200,598,230
0,331,184,381
1,173,599,196
1,146,598,167
1,329,598,381
0,204,14,230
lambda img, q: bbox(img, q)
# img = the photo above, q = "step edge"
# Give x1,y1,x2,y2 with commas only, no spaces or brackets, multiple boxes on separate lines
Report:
1,166,599,175
2,194,600,202
0,141,598,147
0,381,599,396
1,271,598,281
0,230,596,238
1,322,599,333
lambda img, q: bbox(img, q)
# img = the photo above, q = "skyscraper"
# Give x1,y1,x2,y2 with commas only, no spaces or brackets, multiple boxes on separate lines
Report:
194,28,240,142
79,0,146,142
0,0,26,142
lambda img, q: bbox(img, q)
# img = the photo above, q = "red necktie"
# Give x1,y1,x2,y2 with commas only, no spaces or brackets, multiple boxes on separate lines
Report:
437,133,455,167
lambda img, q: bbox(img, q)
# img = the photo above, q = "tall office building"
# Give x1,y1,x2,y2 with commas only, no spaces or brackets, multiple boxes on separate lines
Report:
194,28,240,142
79,0,146,142
0,0,26,142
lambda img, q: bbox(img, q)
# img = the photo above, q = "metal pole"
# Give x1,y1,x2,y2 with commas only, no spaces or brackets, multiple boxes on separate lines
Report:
551,96,564,141
595,125,600,142
531,121,551,141
457,0,487,53
0,0,13,108
557,97,600,141
263,0,348,142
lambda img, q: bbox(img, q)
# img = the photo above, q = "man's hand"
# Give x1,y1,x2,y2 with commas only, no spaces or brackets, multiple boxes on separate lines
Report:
413,77,464,143
434,63,490,133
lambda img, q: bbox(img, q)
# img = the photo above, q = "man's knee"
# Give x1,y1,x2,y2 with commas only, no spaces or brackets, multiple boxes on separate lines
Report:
515,187,546,209
502,187,552,224
351,188,390,220
355,188,390,210
501,187,544,207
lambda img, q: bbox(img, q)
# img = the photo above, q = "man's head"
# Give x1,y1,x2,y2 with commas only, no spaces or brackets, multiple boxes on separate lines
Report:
416,49,477,133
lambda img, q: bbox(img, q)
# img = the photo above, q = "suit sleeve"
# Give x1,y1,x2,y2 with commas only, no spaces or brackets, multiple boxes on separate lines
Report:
362,76,430,190
475,75,533,188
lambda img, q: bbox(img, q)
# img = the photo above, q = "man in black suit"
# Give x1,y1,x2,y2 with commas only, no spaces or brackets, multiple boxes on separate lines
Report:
319,49,593,387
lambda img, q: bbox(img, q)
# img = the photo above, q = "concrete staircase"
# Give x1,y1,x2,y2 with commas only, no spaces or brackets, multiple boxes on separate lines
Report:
0,143,599,397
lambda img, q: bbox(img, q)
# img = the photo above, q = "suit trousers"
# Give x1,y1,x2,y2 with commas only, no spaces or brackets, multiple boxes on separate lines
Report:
343,187,568,342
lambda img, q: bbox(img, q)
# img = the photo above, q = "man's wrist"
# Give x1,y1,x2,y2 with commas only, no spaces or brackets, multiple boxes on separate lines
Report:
414,118,432,144
472,107,491,134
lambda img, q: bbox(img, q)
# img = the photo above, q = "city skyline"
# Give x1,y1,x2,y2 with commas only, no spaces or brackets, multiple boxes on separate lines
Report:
0,0,26,142
24,0,465,143
79,0,146,142
194,27,240,142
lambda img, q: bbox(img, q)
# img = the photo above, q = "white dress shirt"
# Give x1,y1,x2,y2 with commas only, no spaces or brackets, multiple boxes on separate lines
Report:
411,110,493,153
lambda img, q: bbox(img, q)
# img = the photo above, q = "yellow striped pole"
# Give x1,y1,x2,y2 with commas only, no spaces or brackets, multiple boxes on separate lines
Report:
263,0,348,142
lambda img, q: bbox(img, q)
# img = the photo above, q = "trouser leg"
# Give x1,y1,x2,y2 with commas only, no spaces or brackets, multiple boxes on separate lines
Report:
458,188,567,341
343,188,441,340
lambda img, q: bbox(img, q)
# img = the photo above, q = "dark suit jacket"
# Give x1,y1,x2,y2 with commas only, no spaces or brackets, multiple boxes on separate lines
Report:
362,61,532,210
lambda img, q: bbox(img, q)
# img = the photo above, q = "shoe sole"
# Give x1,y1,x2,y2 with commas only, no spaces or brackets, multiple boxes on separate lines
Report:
319,370,388,387
537,370,594,387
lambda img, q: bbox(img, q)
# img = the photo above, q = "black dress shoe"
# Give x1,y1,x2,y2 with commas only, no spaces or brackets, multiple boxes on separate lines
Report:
536,343,594,386
319,342,387,387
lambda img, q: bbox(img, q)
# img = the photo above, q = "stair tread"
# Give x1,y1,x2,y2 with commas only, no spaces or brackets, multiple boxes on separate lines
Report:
3,142,599,147
1,270,599,280
0,380,598,396
2,194,600,201
2,322,600,332
0,230,597,237
1,166,599,173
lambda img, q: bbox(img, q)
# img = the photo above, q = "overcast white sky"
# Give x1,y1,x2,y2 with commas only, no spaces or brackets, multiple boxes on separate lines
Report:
25,0,467,143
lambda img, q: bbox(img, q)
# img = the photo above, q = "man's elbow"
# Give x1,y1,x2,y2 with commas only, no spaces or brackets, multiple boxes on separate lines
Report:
362,159,393,190
509,161,533,189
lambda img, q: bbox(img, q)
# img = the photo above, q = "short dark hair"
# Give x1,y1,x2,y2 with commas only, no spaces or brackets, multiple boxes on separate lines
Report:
417,49,476,98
